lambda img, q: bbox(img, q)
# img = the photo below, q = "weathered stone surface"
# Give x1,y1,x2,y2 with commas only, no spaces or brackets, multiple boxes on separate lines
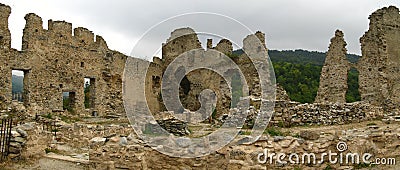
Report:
119,137,128,146
276,84,290,101
90,137,106,145
359,6,400,111
299,130,320,140
315,30,350,104
17,128,28,138
0,3,131,117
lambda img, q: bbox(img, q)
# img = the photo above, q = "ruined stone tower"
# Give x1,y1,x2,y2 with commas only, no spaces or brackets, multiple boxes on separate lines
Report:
0,4,11,49
0,3,130,117
315,30,350,104
359,6,400,108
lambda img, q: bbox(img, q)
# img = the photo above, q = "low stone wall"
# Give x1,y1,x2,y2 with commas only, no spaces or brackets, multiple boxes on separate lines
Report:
8,128,28,160
154,100,384,129
271,101,384,127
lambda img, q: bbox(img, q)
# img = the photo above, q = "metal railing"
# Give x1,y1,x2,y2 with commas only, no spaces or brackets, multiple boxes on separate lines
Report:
0,117,13,162
12,92,23,102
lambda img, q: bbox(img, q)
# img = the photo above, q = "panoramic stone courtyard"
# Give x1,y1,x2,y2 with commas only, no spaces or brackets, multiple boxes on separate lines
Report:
0,3,399,170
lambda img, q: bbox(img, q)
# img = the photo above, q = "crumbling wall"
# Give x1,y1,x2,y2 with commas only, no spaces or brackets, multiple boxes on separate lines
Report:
0,3,129,117
0,4,22,108
272,102,383,127
236,31,269,98
359,6,400,110
145,60,164,114
0,3,273,119
0,4,11,49
214,39,233,55
161,27,202,71
157,28,233,117
156,29,271,118
315,30,350,104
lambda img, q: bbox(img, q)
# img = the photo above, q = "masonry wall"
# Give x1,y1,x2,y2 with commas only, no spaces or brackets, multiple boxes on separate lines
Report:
359,6,400,109
315,30,350,104
0,4,133,117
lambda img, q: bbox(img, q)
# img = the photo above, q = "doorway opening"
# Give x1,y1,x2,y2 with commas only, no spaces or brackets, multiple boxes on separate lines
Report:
84,77,95,108
12,70,28,103
63,91,76,112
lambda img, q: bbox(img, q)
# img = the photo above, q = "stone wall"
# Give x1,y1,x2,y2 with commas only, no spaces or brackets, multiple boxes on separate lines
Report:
0,3,151,117
311,6,400,114
152,28,270,118
358,6,400,109
8,127,28,160
271,101,383,127
315,30,350,104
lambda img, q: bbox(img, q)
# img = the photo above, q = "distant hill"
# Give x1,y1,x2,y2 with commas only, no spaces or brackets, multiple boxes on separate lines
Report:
232,49,360,65
12,75,23,93
233,49,361,103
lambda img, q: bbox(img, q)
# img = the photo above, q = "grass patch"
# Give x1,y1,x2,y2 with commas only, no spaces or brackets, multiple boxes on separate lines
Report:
239,131,252,135
354,162,374,169
264,127,285,136
44,148,60,154
294,166,302,170
324,164,333,170
277,121,285,128
41,113,53,119
292,133,300,138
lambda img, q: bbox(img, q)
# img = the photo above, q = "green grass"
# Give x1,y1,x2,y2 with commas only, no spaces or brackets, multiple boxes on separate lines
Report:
44,148,60,154
239,131,252,135
292,133,300,138
294,167,302,170
354,162,374,169
42,113,53,119
264,127,285,136
324,164,333,170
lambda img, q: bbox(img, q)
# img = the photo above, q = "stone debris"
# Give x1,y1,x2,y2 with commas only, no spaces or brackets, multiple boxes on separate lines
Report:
84,121,400,169
7,125,28,160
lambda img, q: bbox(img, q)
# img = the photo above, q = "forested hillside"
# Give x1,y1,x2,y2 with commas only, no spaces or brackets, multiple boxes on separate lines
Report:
12,75,23,93
269,50,360,103
234,49,361,103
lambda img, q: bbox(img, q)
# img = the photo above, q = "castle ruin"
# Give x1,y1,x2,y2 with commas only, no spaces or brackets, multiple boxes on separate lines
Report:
0,3,400,169
315,30,350,103
315,6,400,114
0,3,399,119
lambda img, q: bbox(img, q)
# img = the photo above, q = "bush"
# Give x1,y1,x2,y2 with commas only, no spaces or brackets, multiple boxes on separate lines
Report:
264,127,284,136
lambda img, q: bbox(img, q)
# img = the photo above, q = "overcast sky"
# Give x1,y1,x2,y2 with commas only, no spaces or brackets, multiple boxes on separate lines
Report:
2,0,399,58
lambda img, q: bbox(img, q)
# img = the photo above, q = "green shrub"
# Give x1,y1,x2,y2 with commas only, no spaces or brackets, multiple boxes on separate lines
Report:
264,127,284,136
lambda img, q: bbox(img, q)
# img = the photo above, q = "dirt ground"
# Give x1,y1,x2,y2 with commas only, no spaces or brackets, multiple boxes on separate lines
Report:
2,120,400,170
